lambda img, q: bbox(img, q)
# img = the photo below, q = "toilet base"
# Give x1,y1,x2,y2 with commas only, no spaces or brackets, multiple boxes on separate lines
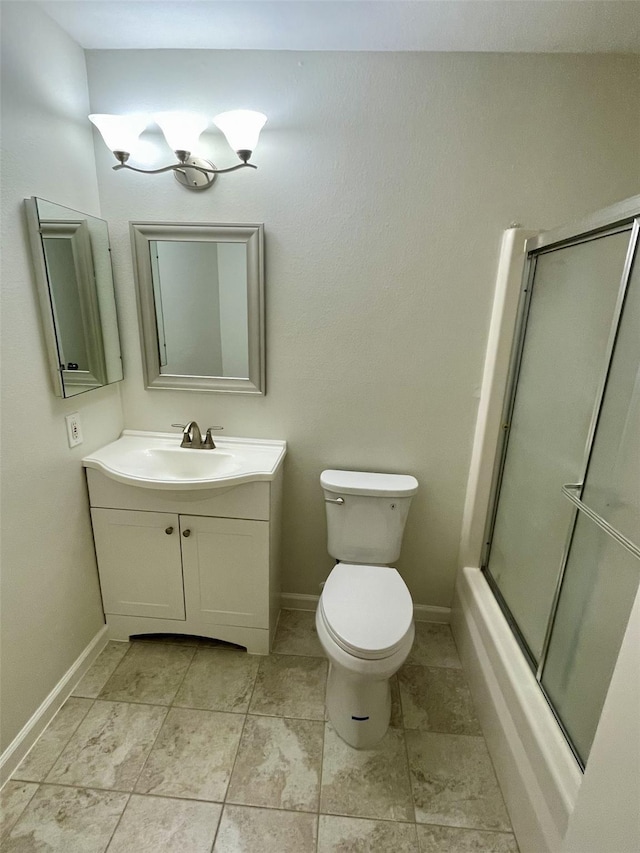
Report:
326,663,391,749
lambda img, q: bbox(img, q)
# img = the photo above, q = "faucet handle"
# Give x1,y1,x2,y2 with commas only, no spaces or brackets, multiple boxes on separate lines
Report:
171,423,187,430
203,426,223,450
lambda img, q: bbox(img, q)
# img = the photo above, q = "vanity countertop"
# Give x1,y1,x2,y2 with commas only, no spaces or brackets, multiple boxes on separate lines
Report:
82,430,286,490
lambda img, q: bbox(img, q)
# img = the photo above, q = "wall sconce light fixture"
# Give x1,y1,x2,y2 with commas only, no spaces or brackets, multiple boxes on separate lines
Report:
88,110,267,191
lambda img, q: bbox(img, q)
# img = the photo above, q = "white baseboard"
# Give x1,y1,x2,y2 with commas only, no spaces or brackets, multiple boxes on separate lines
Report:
451,567,581,853
0,625,108,788
413,603,451,623
280,593,319,612
280,593,451,623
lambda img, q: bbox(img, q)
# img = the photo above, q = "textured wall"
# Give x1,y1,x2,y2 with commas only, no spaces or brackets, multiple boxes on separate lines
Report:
85,49,640,607
0,3,124,750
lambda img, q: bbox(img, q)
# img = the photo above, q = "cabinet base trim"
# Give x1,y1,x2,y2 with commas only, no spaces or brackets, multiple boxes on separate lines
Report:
105,614,270,655
0,625,108,787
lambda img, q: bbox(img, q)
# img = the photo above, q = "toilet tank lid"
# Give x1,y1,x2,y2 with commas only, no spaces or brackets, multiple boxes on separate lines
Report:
321,469,418,497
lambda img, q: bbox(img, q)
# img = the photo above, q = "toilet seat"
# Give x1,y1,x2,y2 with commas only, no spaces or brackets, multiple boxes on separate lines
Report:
320,563,413,661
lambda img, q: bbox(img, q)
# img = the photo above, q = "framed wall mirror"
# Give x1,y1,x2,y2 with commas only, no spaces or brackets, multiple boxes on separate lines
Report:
130,222,265,394
25,197,123,398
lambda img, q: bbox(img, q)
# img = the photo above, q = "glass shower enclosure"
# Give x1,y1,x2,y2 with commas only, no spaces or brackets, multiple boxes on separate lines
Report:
483,198,640,769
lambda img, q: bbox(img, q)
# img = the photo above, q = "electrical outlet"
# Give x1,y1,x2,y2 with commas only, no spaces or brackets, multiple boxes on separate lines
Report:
65,412,83,448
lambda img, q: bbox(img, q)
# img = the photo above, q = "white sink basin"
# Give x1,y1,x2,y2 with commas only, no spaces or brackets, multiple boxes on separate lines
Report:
82,430,286,490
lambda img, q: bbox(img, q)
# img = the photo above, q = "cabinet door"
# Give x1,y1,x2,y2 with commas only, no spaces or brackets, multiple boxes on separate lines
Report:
91,508,185,619
180,516,269,629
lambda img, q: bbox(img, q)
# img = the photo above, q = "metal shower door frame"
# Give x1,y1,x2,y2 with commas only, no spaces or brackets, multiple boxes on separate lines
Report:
480,194,640,767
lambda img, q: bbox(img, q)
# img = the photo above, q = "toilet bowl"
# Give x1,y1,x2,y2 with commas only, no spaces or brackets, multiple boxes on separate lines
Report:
316,562,414,748
316,469,418,749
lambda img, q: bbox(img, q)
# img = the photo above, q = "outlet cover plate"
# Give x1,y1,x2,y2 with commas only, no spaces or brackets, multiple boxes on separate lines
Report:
65,412,83,447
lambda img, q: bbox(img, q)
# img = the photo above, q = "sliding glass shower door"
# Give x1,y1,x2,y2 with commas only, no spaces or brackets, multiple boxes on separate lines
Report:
541,255,639,762
483,201,640,767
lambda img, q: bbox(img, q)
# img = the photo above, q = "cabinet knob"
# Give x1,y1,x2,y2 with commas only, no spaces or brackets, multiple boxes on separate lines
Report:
182,529,191,538
165,526,174,535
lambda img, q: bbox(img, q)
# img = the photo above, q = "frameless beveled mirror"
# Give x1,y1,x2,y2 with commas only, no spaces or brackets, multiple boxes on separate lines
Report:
130,221,265,394
25,197,123,398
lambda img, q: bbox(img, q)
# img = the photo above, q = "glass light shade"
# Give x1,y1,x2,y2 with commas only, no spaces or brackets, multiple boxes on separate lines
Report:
154,112,210,153
89,114,149,154
213,110,267,154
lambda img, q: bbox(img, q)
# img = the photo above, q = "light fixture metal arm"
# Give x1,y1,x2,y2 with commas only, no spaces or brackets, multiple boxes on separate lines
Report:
112,161,257,175
113,162,187,175
111,156,257,191
193,162,258,175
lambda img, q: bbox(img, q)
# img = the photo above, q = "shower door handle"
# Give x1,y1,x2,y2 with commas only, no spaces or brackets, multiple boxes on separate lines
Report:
561,483,640,561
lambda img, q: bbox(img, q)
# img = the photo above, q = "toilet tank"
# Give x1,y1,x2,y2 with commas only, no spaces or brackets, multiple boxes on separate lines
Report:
321,469,419,565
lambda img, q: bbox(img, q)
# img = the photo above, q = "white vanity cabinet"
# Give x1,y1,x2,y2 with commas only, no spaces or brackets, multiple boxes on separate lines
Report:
90,509,186,620
180,515,270,631
85,464,283,654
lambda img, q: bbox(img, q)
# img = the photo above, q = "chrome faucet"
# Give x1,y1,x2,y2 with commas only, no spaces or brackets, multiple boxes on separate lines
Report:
171,422,223,449
172,421,202,448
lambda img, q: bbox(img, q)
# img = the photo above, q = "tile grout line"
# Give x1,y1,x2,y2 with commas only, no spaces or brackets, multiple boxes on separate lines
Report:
75,639,135,699
72,642,200,850
245,650,328,722
86,695,250,713
318,809,417,826
401,669,421,828
211,649,262,851
1,780,41,842
401,726,488,739
121,641,198,799
14,781,520,847
313,662,329,853
12,696,96,786
26,777,452,824
102,791,132,852
124,705,170,798
446,626,518,839
406,624,518,842
213,634,326,849
27,779,228,803
167,643,199,711
96,639,197,710
415,818,521,836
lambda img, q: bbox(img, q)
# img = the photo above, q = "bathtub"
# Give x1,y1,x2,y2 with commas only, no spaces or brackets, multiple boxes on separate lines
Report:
451,565,581,853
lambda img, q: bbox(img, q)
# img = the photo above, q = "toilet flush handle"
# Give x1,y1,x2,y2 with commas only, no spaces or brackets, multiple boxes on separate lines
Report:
325,496,345,505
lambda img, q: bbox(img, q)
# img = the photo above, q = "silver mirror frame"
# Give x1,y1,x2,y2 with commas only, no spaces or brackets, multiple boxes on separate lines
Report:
130,221,265,395
25,197,122,398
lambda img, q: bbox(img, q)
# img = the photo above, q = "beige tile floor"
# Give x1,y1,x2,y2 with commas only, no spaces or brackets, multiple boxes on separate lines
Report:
2,613,519,852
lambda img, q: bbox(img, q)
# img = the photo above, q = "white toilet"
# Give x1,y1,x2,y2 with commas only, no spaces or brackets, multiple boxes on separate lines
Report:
315,469,418,748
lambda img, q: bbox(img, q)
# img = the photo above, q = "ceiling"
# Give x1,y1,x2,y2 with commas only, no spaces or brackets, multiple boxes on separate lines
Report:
36,1,640,53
